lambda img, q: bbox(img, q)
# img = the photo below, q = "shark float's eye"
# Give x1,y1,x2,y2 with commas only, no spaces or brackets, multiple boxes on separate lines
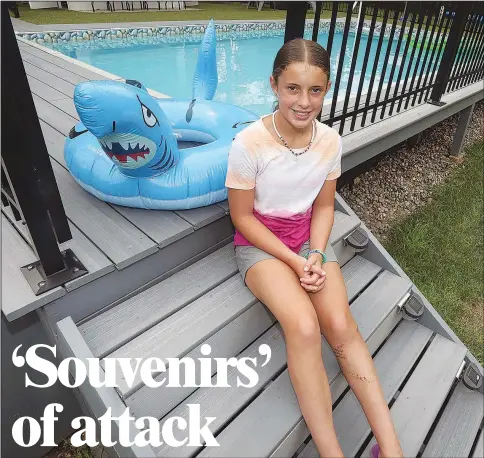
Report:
137,96,159,128
141,104,158,127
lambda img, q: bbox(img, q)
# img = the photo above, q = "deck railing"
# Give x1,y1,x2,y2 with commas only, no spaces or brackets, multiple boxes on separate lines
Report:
1,4,87,295
287,1,484,134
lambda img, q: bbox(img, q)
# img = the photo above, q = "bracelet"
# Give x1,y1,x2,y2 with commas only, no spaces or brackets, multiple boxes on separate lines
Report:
304,249,327,264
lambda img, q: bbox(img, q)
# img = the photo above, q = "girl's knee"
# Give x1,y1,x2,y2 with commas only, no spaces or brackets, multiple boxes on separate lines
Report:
324,310,357,343
285,312,321,347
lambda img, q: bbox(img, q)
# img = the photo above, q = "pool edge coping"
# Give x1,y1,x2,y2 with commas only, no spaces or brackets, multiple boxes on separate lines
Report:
17,35,171,99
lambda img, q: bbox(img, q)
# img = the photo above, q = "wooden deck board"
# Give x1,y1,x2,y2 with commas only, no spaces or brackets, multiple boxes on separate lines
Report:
362,334,468,458
2,206,115,292
107,275,258,397
217,200,230,214
20,50,87,85
127,302,277,420
50,97,79,120
27,75,70,102
24,61,75,98
194,271,411,457
175,205,227,231
50,159,158,269
423,383,484,458
20,45,107,81
299,321,433,458
473,430,484,458
1,214,65,321
112,205,194,248
79,244,237,358
33,93,76,137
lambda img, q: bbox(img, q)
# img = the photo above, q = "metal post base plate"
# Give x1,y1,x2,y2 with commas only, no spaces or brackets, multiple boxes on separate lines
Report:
20,248,88,296
427,100,447,107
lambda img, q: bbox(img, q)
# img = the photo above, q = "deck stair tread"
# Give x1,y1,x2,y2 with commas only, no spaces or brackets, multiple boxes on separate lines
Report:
79,243,239,358
473,430,484,458
125,254,381,421
79,210,359,359
108,273,259,397
422,382,484,458
362,334,468,458
191,270,412,458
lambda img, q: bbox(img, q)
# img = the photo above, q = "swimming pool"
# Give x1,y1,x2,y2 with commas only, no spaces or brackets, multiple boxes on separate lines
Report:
32,24,433,116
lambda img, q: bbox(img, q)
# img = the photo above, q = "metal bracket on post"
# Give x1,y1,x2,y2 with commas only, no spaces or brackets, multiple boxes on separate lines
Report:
21,249,88,296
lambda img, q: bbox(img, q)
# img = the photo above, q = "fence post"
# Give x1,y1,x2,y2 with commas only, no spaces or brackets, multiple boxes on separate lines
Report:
1,7,87,295
284,1,308,43
428,3,472,106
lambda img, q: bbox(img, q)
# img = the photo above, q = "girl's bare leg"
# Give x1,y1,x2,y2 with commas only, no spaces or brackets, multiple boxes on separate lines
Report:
309,262,403,458
246,259,344,458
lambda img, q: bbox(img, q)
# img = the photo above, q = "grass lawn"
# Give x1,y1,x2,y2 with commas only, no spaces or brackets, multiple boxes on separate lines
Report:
12,2,320,25
383,141,484,365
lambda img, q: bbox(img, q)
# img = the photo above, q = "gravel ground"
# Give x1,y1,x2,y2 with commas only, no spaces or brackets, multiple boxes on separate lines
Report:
338,100,484,242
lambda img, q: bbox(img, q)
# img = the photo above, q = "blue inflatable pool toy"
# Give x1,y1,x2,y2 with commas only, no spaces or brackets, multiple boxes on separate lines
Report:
64,19,259,210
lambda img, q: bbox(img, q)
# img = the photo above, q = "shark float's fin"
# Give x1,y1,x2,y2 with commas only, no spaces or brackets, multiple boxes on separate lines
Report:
125,79,148,92
192,18,218,101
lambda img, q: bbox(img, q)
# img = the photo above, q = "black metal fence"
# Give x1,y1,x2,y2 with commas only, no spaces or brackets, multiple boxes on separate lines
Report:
298,1,484,134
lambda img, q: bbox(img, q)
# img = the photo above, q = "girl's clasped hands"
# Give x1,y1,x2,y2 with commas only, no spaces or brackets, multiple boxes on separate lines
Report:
292,254,327,293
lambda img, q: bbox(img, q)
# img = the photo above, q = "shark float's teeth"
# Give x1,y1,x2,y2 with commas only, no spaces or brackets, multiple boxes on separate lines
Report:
99,139,150,163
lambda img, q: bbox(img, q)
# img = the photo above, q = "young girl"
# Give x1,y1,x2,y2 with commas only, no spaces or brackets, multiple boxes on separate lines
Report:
225,38,404,458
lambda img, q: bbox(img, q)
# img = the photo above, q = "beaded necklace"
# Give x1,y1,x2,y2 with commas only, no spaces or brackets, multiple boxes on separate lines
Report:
272,110,315,161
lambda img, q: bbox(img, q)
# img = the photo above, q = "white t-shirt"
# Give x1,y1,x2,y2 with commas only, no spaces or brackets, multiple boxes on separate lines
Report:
225,115,343,218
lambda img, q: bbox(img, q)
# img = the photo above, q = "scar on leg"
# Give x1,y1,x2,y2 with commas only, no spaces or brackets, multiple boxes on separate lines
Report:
347,371,377,383
330,324,360,360
332,343,346,359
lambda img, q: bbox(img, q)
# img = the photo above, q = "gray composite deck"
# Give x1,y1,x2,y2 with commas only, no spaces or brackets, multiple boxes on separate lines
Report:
3,38,483,458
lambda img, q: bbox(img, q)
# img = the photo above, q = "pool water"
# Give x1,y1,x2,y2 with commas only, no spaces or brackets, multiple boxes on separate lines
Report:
48,29,432,116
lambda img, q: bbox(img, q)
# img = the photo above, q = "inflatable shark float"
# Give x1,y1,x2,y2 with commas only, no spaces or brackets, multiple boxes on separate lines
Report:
64,19,258,210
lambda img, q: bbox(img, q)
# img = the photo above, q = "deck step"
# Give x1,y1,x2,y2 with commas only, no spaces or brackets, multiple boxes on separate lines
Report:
299,320,433,458
422,382,484,458
362,334,468,458
473,430,484,458
128,255,381,424
79,243,239,358
164,269,410,457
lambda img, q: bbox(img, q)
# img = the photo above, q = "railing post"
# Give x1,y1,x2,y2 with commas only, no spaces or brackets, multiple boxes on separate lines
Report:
1,7,87,295
428,3,472,106
284,1,308,43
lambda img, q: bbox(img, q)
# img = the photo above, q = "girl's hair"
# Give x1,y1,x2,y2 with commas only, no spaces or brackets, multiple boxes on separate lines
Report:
272,38,330,111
